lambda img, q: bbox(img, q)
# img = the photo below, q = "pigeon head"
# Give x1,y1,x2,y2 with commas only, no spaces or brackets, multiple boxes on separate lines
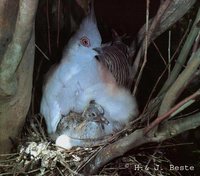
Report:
67,3,102,56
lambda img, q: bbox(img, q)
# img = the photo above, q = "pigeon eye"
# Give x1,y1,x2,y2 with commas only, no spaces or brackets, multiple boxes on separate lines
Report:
80,36,90,47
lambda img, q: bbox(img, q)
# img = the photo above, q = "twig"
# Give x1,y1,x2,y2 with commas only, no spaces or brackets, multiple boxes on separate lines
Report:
76,146,104,172
0,153,19,157
59,160,79,175
168,30,171,76
139,142,193,150
57,166,65,176
35,44,50,60
26,168,41,174
142,66,167,117
175,109,199,119
133,0,150,96
152,41,167,66
0,173,13,176
46,0,51,55
34,114,48,141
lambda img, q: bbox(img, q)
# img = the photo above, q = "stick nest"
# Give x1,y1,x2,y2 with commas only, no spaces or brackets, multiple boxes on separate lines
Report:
0,113,179,175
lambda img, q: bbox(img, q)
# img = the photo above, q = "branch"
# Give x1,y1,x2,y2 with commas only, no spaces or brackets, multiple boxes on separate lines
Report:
140,6,200,125
0,0,38,96
155,112,200,141
159,7,200,95
159,48,200,115
144,89,200,134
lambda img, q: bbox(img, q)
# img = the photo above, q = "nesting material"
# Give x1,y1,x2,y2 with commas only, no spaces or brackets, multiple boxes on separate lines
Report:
0,114,177,175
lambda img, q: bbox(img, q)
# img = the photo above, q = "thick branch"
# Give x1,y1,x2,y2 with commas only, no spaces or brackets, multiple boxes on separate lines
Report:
159,48,200,115
155,112,200,141
82,129,152,174
0,0,38,96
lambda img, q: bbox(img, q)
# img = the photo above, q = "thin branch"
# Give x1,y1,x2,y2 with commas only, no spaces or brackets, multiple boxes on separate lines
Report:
35,44,50,61
159,48,200,115
46,0,51,55
142,65,167,117
132,0,150,95
152,41,167,66
168,30,171,76
0,0,39,96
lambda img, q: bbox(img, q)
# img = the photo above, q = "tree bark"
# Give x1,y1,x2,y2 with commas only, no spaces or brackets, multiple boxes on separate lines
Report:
0,0,38,153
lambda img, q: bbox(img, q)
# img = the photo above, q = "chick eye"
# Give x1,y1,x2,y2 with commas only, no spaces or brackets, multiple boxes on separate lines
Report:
80,36,90,47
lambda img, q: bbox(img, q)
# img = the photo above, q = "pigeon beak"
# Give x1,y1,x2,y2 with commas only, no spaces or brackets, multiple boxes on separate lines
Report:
93,47,102,61
93,47,102,54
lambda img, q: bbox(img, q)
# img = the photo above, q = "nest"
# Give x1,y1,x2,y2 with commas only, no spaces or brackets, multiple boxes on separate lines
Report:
0,113,180,175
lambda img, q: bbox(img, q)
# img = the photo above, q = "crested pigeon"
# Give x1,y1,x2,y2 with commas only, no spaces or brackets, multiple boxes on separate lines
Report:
40,3,138,149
